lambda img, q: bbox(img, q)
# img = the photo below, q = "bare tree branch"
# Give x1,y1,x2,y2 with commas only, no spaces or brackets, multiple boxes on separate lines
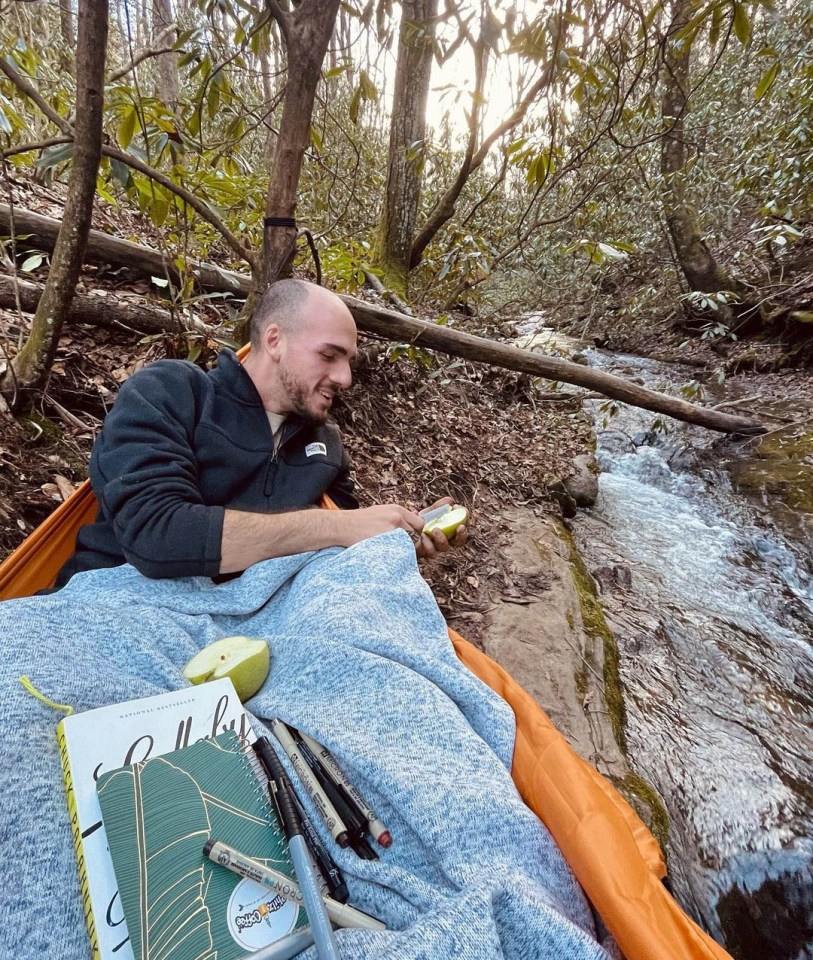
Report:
410,59,555,268
1,136,72,160
108,23,178,83
0,57,73,135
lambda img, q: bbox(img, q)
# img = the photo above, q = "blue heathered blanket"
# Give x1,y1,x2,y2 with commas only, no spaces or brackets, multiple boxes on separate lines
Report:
0,530,615,959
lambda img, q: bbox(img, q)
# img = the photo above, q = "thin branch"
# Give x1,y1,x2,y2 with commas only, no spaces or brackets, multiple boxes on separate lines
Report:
0,150,23,408
411,57,556,267
0,57,72,135
265,0,292,46
108,24,178,83
1,136,72,159
461,153,508,227
101,144,257,269
188,7,273,161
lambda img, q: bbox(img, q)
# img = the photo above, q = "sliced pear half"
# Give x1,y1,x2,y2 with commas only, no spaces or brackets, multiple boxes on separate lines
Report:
183,636,270,703
422,504,468,539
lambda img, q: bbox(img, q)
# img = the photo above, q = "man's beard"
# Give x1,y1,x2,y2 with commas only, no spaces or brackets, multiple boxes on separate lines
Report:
279,366,331,424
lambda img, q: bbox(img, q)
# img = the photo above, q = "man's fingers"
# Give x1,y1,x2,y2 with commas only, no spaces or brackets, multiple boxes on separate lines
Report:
400,507,426,534
416,529,456,560
415,533,436,559
452,524,468,547
430,529,452,553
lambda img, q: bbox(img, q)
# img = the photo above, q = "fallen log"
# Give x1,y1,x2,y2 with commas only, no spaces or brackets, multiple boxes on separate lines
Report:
0,274,213,336
0,203,765,434
345,298,764,434
0,204,249,296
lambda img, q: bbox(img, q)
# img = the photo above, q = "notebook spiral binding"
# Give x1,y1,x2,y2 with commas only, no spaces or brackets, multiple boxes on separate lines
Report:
239,732,279,825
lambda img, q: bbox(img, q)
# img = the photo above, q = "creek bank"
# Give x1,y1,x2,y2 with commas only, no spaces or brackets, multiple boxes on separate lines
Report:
480,507,667,844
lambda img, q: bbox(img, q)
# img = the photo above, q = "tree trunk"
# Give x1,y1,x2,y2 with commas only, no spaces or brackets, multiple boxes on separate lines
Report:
0,207,765,435
259,39,277,165
140,0,149,49
660,0,745,295
261,1,341,286
0,0,108,411
151,0,179,108
373,0,437,297
59,0,75,48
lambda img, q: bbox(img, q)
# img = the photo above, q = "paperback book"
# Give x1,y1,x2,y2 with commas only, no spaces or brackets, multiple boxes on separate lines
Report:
57,680,252,960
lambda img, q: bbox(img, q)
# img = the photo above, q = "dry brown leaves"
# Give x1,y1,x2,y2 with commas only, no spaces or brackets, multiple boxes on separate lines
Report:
333,340,593,642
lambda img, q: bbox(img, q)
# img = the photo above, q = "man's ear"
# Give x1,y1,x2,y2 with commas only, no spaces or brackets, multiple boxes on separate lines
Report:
262,322,283,359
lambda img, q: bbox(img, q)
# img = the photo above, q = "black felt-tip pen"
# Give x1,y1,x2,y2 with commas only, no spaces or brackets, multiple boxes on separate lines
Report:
290,728,376,861
254,738,346,898
270,719,351,848
289,785,349,903
253,739,340,960
297,729,393,848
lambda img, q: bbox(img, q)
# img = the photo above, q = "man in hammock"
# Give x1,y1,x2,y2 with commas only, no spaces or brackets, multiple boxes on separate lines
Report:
53,279,465,590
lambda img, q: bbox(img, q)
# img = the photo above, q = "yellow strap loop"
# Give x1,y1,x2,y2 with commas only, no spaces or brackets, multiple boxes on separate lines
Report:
18,676,74,716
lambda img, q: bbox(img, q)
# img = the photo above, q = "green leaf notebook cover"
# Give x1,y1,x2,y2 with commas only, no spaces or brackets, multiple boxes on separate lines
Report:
96,729,306,960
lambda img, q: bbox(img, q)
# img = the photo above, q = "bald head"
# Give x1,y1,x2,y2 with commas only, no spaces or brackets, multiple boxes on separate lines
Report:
250,279,313,346
251,278,358,343
244,279,358,422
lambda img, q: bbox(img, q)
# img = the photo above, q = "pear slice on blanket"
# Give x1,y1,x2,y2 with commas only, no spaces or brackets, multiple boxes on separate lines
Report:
183,637,270,702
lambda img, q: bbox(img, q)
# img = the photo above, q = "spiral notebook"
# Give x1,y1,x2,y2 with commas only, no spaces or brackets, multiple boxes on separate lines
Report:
96,729,307,960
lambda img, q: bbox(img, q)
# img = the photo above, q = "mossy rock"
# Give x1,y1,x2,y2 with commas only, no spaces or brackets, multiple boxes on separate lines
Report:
25,411,62,443
553,521,672,850
553,519,627,752
729,430,813,514
611,771,670,854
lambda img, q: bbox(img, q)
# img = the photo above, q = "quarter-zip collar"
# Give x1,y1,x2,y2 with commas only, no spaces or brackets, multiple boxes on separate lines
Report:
273,418,306,461
211,349,307,453
210,349,265,406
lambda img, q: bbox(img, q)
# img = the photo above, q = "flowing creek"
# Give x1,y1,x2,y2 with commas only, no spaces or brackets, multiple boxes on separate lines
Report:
569,350,813,959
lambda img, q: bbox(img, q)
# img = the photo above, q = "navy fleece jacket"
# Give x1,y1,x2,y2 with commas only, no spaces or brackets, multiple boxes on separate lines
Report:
54,350,357,587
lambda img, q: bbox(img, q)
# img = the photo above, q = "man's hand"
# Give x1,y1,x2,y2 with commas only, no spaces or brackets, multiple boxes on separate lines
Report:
337,503,426,547
416,496,468,560
219,500,464,575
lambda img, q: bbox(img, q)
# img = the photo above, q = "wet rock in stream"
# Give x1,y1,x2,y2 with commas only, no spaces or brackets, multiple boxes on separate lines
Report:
716,855,813,960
